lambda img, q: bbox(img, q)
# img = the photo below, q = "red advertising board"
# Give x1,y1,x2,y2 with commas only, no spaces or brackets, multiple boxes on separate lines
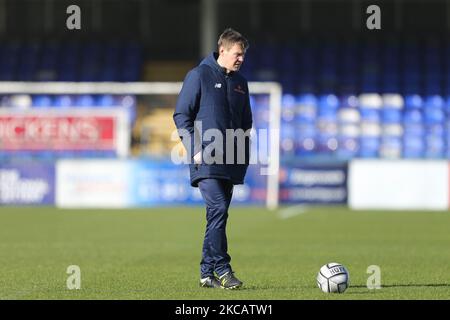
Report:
0,109,129,155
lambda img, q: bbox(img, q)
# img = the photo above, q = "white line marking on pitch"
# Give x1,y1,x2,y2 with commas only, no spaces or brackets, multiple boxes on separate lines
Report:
277,205,309,219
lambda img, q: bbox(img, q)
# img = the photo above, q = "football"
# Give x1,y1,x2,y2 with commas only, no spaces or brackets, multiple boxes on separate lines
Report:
316,262,350,293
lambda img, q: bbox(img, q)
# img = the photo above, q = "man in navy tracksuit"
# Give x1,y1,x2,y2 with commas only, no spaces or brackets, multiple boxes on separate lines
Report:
173,28,252,289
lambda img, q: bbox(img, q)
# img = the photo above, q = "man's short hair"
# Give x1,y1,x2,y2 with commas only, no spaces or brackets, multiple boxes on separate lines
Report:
217,28,249,51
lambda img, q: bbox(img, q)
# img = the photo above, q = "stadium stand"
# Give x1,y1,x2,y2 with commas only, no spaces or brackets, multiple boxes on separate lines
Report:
2,36,450,161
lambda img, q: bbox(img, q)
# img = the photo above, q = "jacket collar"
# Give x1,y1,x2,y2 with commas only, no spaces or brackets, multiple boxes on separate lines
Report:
201,52,235,76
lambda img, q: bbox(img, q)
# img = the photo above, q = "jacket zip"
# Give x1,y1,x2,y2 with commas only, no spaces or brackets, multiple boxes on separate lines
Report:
224,74,233,128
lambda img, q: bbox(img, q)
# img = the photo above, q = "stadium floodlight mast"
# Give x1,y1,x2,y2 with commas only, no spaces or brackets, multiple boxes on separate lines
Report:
0,81,282,210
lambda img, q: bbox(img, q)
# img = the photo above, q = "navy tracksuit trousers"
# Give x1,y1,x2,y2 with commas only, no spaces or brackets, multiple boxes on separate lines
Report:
198,178,234,278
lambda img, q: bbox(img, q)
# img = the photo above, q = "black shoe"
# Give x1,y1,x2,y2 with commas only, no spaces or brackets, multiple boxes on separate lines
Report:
219,272,243,289
199,276,221,288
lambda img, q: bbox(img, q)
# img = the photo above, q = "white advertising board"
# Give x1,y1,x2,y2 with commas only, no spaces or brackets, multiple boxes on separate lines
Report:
56,160,130,208
348,160,448,210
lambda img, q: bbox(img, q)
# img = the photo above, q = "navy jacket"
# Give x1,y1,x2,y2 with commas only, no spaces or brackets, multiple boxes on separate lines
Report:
173,52,253,187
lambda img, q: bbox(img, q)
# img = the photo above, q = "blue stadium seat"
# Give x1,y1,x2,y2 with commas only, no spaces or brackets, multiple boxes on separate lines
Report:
445,96,450,115
424,95,445,109
0,95,10,107
359,136,380,158
340,95,358,109
96,94,116,107
281,123,296,140
119,95,136,108
316,133,337,154
119,95,137,123
426,123,444,135
281,94,296,122
403,109,422,124
295,124,317,156
336,122,360,159
380,134,402,159
337,136,359,159
319,94,339,109
424,108,445,125
316,95,339,151
382,108,402,124
379,94,404,158
425,134,445,158
281,124,296,155
360,108,380,122
404,95,423,109
53,95,74,108
295,94,316,125
75,94,95,107
403,135,424,158
404,123,424,137
381,94,404,127
32,95,52,107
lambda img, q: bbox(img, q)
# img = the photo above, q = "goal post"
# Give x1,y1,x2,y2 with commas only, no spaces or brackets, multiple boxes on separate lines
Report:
0,81,282,210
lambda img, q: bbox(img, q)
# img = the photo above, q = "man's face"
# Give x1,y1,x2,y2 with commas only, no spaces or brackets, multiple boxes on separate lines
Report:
219,43,246,72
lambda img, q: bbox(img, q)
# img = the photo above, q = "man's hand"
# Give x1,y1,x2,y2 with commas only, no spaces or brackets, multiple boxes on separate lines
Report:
193,151,202,164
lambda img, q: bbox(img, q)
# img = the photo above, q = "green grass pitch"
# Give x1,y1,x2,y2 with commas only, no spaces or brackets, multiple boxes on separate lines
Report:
0,206,449,299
